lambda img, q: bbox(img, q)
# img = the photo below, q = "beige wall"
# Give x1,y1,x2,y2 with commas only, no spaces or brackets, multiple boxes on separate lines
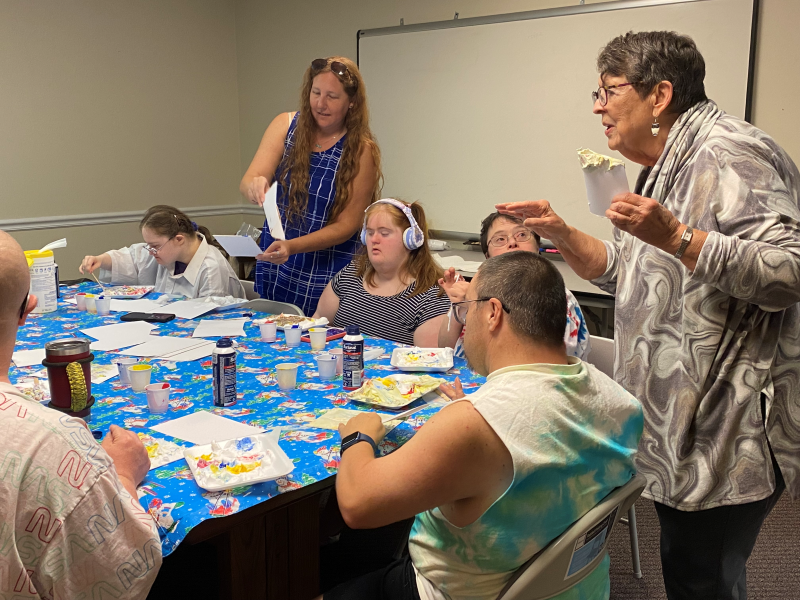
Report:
235,0,800,168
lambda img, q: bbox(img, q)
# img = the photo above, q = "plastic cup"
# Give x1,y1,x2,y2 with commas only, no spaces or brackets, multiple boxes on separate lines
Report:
329,348,344,375
129,364,153,392
145,382,171,413
316,354,337,381
75,293,87,311
96,297,111,315
275,363,299,391
85,295,97,314
284,326,302,348
113,357,139,386
259,321,277,343
309,328,327,351
582,164,629,217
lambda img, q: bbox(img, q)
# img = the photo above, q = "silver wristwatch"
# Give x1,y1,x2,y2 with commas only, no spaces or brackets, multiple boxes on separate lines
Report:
675,226,694,259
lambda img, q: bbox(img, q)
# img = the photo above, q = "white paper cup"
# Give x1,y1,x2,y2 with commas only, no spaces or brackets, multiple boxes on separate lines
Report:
309,328,327,351
582,165,630,217
259,321,277,343
145,382,171,413
96,297,111,315
316,354,337,381
85,295,97,314
284,327,302,348
75,293,87,311
129,364,153,392
113,357,139,386
329,348,344,375
276,363,299,390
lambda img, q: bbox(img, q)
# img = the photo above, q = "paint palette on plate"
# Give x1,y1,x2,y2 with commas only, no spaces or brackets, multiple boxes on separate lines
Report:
101,286,154,299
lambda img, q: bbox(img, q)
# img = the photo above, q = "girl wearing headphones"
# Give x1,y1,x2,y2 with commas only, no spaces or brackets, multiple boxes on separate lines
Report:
313,199,450,346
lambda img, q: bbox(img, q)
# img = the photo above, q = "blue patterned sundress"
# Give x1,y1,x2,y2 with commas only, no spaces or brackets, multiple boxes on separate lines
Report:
255,113,361,315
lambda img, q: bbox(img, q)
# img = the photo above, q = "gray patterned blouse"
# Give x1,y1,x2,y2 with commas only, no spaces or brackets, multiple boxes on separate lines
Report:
592,100,800,511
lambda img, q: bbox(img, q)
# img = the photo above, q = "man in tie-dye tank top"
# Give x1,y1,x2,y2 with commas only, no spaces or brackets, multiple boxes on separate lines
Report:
322,251,642,600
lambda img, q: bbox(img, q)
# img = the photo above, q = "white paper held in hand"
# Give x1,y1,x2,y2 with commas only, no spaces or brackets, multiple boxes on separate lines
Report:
263,182,286,241
214,235,264,258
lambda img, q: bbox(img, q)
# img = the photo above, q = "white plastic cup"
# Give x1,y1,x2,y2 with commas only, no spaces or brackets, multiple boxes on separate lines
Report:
329,348,344,375
113,357,139,386
309,328,327,351
145,382,171,414
75,293,87,311
96,297,111,315
316,354,337,381
276,363,299,391
582,165,630,217
284,326,302,348
85,295,97,314
259,321,277,343
129,364,153,392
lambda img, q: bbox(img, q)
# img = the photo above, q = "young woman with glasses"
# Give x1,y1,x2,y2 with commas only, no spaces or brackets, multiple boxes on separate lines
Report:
79,205,244,298
239,57,382,316
437,212,589,359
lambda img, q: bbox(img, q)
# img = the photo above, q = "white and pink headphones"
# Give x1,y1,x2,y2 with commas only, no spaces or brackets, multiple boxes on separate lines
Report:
360,198,425,250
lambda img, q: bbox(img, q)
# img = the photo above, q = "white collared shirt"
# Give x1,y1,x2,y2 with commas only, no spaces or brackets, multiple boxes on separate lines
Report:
100,234,245,299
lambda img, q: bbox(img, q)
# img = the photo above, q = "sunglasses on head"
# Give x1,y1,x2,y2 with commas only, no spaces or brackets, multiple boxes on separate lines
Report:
311,58,357,90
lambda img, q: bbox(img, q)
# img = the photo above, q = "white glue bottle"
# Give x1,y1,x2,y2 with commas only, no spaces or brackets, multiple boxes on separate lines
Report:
212,337,237,407
342,325,364,390
27,250,58,313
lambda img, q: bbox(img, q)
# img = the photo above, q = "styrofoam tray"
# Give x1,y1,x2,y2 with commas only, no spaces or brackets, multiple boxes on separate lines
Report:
101,285,154,299
183,433,294,492
391,347,454,372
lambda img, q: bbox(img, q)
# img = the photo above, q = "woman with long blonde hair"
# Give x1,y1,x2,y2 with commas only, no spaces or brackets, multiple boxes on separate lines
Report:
313,199,450,346
240,56,382,315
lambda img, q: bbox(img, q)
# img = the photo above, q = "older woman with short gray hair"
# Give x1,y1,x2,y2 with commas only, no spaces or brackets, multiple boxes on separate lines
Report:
499,31,800,600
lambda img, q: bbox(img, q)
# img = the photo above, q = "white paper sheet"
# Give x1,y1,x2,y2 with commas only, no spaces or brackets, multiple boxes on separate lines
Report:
433,254,484,273
150,411,265,445
263,182,286,240
120,336,210,358
80,321,158,352
12,348,46,368
91,364,119,384
214,235,264,258
192,318,248,338
158,341,216,362
159,300,217,320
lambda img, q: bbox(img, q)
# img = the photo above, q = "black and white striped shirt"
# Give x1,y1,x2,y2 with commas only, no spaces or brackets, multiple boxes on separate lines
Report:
331,262,451,345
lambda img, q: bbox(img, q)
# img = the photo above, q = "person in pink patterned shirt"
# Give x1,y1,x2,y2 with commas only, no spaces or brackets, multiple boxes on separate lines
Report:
0,230,161,599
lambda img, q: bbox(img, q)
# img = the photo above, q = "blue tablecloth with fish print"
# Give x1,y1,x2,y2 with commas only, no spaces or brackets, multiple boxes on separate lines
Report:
10,283,481,557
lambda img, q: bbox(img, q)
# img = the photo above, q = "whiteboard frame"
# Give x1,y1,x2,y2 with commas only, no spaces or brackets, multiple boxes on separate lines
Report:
357,0,759,238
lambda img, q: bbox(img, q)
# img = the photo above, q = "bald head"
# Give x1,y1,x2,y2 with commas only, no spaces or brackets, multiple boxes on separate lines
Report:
0,231,31,326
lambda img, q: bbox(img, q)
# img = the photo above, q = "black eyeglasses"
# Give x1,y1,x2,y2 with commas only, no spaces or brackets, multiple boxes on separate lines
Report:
591,82,638,106
19,294,29,319
452,297,511,325
311,58,358,90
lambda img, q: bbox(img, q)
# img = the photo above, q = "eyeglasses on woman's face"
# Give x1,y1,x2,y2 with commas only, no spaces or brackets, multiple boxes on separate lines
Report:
452,297,511,325
144,236,175,257
488,229,534,248
591,82,638,107
311,58,358,91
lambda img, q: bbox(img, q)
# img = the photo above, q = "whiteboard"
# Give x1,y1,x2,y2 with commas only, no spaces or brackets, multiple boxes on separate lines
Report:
359,0,756,241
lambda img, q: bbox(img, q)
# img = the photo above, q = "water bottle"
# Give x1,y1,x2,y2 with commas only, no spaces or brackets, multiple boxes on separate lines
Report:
212,337,237,407
342,325,364,391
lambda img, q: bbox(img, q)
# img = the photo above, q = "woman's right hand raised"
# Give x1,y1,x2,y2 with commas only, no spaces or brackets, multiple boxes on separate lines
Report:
495,200,570,243
79,255,102,275
438,267,469,304
244,176,269,207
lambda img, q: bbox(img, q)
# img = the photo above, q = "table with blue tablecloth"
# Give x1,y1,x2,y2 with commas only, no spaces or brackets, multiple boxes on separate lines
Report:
10,282,482,599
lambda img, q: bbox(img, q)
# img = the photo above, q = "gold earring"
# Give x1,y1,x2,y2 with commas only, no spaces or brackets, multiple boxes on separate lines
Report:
651,116,660,137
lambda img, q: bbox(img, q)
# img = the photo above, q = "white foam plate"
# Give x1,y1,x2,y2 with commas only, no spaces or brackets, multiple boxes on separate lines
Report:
183,433,294,492
391,347,454,372
100,285,155,299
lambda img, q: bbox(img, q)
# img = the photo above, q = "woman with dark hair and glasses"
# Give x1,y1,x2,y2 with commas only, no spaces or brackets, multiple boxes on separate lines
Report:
79,205,244,299
240,57,382,315
499,31,800,600
437,211,590,360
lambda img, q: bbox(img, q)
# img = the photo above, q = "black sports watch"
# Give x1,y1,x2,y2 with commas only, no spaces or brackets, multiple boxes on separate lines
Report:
341,432,378,456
